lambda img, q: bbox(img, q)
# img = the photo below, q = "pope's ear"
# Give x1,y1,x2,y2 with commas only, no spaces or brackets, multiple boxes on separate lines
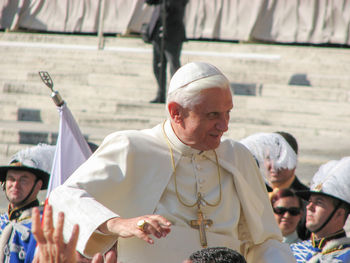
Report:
168,102,183,123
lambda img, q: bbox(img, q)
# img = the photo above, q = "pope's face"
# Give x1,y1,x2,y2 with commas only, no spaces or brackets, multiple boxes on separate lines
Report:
178,87,233,151
5,170,38,208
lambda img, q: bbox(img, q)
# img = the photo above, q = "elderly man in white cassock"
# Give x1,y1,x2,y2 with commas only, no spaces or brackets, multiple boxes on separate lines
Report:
49,62,296,263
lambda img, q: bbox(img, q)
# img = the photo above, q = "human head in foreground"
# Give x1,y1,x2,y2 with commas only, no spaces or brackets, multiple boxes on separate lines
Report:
270,188,303,243
166,61,233,151
297,156,350,239
183,247,247,263
0,144,55,212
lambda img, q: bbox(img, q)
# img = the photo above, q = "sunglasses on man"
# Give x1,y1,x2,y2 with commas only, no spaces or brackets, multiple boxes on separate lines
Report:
273,207,301,216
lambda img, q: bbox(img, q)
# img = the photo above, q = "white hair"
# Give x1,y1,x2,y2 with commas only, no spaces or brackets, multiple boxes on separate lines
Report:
166,74,231,111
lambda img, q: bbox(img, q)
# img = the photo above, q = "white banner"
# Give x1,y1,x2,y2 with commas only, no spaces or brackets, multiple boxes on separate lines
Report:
46,103,92,196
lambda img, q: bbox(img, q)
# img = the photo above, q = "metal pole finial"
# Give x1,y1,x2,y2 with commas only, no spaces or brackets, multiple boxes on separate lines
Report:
38,71,64,107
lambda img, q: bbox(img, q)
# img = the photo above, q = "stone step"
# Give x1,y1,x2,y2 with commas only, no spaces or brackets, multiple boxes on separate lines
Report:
1,95,349,137
0,72,350,101
2,48,348,75
0,51,152,73
1,32,349,67
1,34,350,90
1,104,349,149
261,84,350,102
0,120,346,185
2,78,350,109
0,92,166,122
1,79,156,103
235,96,350,117
1,87,350,136
1,66,348,94
0,119,113,146
1,52,348,90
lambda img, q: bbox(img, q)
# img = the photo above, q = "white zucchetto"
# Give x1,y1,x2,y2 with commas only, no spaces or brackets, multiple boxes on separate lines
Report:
168,62,227,94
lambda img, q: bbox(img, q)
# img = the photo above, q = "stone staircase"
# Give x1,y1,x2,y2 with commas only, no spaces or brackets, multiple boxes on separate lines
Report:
1,31,350,188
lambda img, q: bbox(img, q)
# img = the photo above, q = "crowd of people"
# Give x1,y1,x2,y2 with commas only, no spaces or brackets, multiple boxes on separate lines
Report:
0,61,349,263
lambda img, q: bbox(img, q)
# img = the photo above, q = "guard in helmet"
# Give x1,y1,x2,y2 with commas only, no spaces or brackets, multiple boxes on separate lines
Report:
291,156,350,262
0,143,55,263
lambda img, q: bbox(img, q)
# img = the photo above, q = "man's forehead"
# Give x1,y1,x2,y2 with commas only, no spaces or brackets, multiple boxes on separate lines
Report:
6,169,36,179
200,88,233,106
194,101,233,114
310,194,332,202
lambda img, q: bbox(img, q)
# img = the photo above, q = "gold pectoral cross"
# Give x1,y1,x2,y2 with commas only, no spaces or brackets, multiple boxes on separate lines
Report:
190,208,213,248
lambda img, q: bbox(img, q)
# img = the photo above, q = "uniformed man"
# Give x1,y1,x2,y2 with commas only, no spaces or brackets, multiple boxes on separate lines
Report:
291,156,350,262
0,144,55,262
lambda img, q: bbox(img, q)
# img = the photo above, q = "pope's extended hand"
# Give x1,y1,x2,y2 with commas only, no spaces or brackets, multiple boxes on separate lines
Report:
101,215,172,244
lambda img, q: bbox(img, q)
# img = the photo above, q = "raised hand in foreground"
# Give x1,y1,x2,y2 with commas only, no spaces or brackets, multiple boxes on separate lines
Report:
32,205,117,263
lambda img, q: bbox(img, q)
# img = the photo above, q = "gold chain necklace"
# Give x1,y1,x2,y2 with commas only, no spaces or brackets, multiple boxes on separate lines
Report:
161,121,222,208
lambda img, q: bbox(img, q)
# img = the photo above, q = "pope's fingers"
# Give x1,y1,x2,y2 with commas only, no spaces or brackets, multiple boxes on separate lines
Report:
148,214,172,228
147,215,172,237
143,219,170,238
134,215,171,243
136,228,154,244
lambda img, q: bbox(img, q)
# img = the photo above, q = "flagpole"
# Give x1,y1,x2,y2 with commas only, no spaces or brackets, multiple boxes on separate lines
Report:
38,71,64,107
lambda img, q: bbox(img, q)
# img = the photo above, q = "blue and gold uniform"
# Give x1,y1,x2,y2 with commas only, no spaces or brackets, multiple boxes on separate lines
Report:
0,200,42,263
291,231,350,263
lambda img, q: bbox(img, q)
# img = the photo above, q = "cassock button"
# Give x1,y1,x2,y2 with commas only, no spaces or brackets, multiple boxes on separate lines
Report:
196,164,201,170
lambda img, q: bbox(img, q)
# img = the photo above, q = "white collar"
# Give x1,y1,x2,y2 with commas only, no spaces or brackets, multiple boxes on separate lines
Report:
164,119,202,157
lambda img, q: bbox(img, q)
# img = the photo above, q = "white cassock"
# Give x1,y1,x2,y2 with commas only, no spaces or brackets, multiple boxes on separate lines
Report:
49,120,296,263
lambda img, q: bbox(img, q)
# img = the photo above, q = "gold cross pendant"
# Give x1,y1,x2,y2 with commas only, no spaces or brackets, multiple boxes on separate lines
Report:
190,209,213,248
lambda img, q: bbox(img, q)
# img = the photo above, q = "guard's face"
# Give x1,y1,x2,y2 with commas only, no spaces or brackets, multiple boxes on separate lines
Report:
305,194,334,233
5,170,37,207
273,196,302,237
180,88,233,151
